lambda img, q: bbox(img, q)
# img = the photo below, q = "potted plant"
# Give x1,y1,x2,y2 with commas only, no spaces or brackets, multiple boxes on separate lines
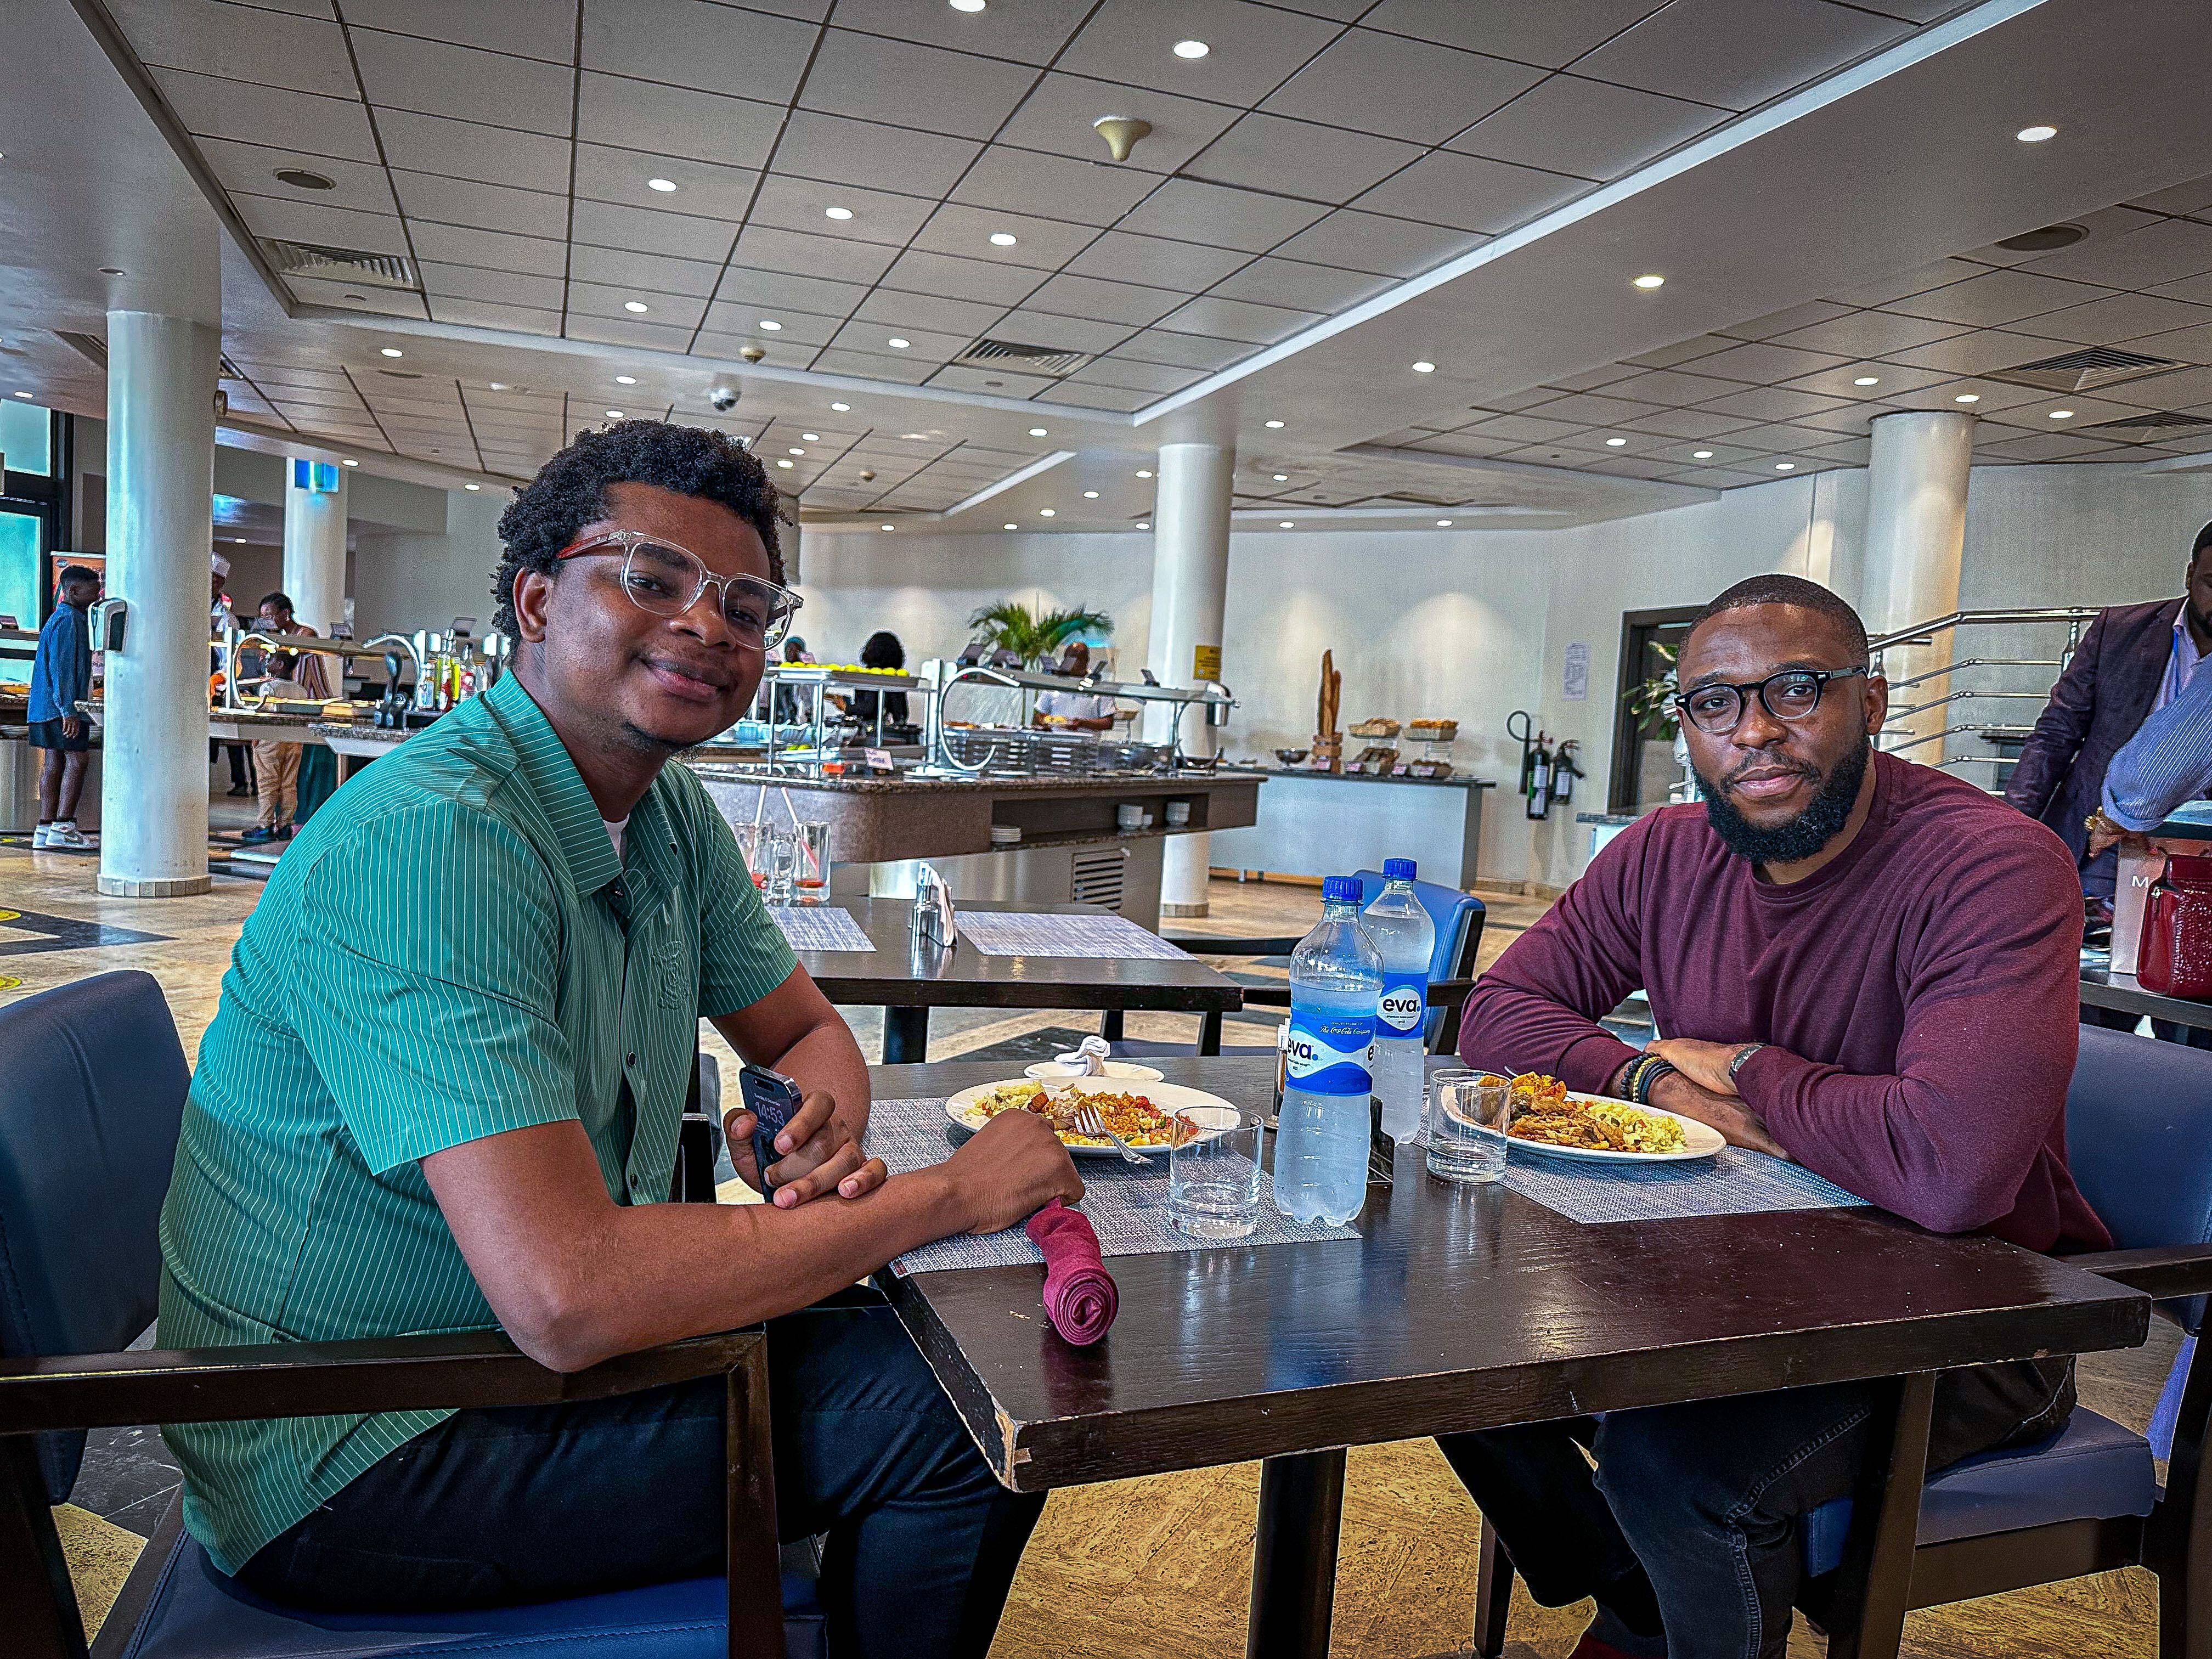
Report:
1623,642,1695,805
965,600,1113,669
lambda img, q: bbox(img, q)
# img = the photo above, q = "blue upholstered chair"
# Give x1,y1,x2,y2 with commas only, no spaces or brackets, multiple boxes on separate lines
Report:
1116,870,1486,1058
0,970,822,1659
1471,1022,2212,1657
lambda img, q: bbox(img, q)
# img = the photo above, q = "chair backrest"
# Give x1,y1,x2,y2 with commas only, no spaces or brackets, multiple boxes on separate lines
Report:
1353,870,1487,1045
2065,1024,2212,1333
0,970,189,1501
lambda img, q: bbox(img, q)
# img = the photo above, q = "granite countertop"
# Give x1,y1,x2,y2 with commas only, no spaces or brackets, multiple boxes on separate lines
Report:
1237,766,1492,790
684,765,1263,795
1575,811,1643,826
311,722,409,742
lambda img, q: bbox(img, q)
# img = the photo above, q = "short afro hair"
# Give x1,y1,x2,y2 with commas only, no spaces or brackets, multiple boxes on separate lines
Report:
1686,573,1870,667
491,419,784,635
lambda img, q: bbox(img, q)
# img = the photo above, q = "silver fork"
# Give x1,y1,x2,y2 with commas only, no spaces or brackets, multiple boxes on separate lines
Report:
1073,1101,1153,1166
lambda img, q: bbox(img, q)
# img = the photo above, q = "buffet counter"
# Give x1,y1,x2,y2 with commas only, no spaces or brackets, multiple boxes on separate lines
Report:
1206,768,1494,889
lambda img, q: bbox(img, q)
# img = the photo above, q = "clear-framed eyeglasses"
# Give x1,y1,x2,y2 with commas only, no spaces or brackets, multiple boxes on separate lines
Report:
1671,667,1867,736
555,529,800,650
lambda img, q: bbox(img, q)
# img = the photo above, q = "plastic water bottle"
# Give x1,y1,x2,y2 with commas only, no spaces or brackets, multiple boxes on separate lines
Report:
1362,859,1437,1142
1274,875,1383,1226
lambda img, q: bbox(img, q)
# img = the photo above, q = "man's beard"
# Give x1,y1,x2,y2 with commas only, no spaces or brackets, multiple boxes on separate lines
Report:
1694,738,1870,867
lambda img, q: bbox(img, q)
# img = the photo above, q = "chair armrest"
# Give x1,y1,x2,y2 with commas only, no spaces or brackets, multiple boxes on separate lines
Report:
2067,1244,2212,1300
1240,986,1289,1008
1161,935,1301,957
0,1328,760,1435
1427,977,1474,1006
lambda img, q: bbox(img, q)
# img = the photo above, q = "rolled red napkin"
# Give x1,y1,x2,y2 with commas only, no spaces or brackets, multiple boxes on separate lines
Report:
1024,1198,1118,1345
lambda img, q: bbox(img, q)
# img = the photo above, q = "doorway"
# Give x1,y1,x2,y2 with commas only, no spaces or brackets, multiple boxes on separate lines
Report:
1607,606,1701,815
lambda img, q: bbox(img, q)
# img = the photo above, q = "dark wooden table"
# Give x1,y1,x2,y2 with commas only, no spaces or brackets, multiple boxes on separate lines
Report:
795,896,1243,1062
872,1056,2148,1659
2081,964,2212,1032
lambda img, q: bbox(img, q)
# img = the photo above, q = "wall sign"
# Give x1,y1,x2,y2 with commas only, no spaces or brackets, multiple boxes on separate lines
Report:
1563,642,1590,701
1192,643,1221,681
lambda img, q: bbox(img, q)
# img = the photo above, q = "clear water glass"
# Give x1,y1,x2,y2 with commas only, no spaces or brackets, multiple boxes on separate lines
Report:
759,825,799,905
792,820,831,904
1168,1104,1265,1239
1426,1070,1509,1184
732,820,764,888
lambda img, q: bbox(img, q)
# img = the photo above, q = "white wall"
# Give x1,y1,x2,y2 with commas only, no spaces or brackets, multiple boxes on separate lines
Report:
350,490,505,636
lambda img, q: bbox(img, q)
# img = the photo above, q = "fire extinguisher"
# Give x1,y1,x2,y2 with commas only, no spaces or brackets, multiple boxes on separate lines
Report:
1527,733,1553,820
1552,740,1582,809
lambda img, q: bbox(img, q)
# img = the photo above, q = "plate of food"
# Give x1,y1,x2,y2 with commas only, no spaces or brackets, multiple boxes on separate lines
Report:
945,1077,1234,1155
1022,1059,1165,1082
1475,1072,1724,1163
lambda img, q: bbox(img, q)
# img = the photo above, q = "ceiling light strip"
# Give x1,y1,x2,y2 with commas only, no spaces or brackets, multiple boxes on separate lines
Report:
1132,0,2053,428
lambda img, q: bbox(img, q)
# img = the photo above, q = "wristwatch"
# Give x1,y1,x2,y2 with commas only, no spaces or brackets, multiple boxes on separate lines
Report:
2086,808,2124,839
1727,1042,1767,1083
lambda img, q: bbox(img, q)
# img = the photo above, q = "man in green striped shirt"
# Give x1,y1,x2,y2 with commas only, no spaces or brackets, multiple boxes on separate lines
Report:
160,421,1080,1657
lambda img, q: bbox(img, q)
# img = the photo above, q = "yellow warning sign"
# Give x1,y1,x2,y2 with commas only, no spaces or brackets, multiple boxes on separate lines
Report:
1192,644,1222,682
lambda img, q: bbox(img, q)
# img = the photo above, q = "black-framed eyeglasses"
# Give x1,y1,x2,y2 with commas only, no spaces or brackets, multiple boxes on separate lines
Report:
1671,667,1867,736
555,529,800,650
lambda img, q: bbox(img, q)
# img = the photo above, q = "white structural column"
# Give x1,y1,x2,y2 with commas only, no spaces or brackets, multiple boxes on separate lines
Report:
1859,410,1977,755
99,311,220,897
1144,441,1234,917
282,459,349,638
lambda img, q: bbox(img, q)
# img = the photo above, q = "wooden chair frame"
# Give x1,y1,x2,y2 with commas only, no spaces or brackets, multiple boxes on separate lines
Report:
1470,1245,2212,1659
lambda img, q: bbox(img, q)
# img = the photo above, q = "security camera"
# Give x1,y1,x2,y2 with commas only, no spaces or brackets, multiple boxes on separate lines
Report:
708,385,740,413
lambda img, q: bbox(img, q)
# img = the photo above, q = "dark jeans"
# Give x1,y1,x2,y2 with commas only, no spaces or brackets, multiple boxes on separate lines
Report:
1437,1357,2074,1659
236,1295,1041,1659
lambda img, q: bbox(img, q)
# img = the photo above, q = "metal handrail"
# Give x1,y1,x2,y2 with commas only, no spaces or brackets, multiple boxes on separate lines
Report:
1882,656,2059,692
1866,606,2100,653
1881,687,2054,722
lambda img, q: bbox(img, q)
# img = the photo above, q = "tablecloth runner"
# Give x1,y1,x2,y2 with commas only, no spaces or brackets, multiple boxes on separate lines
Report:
767,905,876,952
954,911,1192,960
868,1095,1358,1275
1493,1143,1866,1225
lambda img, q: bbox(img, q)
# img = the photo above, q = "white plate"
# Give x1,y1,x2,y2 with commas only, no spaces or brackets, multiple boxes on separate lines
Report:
1022,1059,1164,1082
1470,1091,1724,1164
946,1076,1235,1156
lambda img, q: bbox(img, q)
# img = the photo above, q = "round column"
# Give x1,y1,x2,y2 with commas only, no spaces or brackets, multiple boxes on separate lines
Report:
1860,410,1976,754
99,311,219,897
283,458,348,637
1144,441,1233,918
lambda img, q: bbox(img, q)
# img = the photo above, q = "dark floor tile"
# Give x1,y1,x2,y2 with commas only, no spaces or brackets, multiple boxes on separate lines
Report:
68,1425,181,1522
101,1483,182,1541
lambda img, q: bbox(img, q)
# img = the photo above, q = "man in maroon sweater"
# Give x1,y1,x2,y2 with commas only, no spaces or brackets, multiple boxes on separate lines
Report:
1441,573,2109,1659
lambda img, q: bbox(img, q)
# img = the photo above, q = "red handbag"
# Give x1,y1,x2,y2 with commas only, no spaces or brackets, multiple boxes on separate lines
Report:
2138,854,2212,1000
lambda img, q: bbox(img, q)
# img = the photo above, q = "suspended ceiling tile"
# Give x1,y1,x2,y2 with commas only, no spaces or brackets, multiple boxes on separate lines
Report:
393,170,569,240
1880,268,2112,329
1714,299,1857,341
770,109,981,196
1357,0,1668,70
199,138,397,217
1116,178,1327,252
575,71,783,168
283,278,429,318
807,348,938,384
109,0,354,93
563,314,697,351
2114,364,2212,406
232,195,411,256
1771,310,1970,357
1269,209,1486,278
573,145,757,219
1877,326,2076,375
1599,368,1743,405
997,73,1241,174
566,246,724,299
1030,382,1152,411
750,176,936,247
910,203,1102,271
1528,391,1669,425
1570,0,1910,111
1065,231,1250,292
949,146,1160,227
880,248,1048,308
1110,329,1255,370
731,225,897,285
1613,407,1759,439
1189,112,1423,204
831,0,1092,63
1692,340,1859,382
1154,294,1319,345
580,0,816,102
826,320,971,360
799,31,1038,141
150,68,380,163
420,261,566,308
697,305,842,347
371,109,574,194
1209,257,1391,313
850,290,1007,337
1774,360,1952,399
567,280,708,330
989,310,1135,354
2027,292,2212,346
1261,30,1543,146
1448,74,1727,182
712,267,871,318
1023,270,1184,326
1062,357,1205,393
1353,148,1587,233
1056,0,1341,106
1695,385,1855,423
351,31,577,134
926,364,1063,398
2128,175,2212,218
340,0,576,57
2022,217,2212,289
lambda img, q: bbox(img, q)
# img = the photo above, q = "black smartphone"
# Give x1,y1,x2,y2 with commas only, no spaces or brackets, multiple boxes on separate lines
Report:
738,1063,804,1190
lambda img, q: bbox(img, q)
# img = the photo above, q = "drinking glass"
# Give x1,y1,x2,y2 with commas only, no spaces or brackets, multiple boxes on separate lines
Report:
732,820,764,888
758,825,799,905
792,820,830,904
1426,1069,1509,1184
1168,1104,1265,1239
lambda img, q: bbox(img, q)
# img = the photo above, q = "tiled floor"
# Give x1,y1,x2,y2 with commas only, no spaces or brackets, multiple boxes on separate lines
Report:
2,830,2173,1656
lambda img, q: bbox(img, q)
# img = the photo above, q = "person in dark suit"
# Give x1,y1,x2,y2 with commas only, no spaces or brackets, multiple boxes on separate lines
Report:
2006,521,2212,903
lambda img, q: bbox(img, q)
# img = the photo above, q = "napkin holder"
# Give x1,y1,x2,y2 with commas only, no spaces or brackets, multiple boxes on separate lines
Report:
912,863,956,950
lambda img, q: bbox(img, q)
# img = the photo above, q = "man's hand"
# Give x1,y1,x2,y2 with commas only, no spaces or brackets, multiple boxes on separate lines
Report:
1645,1037,1746,1098
725,1088,884,1208
59,715,82,740
944,1110,1085,1234
1647,1069,1790,1160
2087,812,2152,861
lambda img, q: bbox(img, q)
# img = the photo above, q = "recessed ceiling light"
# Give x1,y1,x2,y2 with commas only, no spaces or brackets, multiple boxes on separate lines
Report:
1004,522,1018,530
2050,408,2076,419
2016,124,2058,143
1853,375,1880,386
648,177,678,192
777,459,794,469
989,232,1018,247
1692,449,1714,459
606,409,625,418
830,402,850,411
1136,469,1153,478
1633,274,1666,289
233,537,246,544
1173,38,1209,58
614,375,637,385
789,447,805,455
1279,520,1295,528
1083,490,1099,498
888,337,911,348
882,522,896,529
464,482,481,491
10,391,29,399
1774,461,1796,470
1954,393,1980,403
801,431,820,441
624,300,649,313
758,318,783,331
488,381,508,390
823,206,853,221
1028,426,1048,436
951,0,985,10
1412,361,1436,373
1272,473,1287,482
1605,436,1628,447
98,266,125,276
379,347,403,358
1436,518,1453,527
341,458,358,466
1040,508,1056,517
902,432,928,439
1264,419,1284,428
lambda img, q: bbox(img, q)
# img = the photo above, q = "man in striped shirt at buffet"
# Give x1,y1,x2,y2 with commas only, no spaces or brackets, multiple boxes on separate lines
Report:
158,420,1081,1658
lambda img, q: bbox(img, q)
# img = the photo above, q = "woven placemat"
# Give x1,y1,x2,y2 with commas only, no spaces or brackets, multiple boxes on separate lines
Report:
868,1096,1358,1276
955,911,1191,960
1493,1144,1866,1225
767,905,874,952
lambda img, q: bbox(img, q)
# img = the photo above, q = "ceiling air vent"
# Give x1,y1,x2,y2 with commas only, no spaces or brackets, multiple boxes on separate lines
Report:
2085,410,2212,437
262,239,420,291
56,330,106,368
953,337,1090,377
1381,490,1462,507
1990,345,2186,393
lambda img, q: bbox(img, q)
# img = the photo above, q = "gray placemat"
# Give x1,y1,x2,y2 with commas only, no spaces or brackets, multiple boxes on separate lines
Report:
955,911,1191,960
768,905,875,952
867,1096,1358,1275
1494,1143,1866,1224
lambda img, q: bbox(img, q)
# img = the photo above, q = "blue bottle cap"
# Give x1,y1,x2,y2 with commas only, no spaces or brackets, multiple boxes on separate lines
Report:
1383,857,1417,881
1322,874,1362,904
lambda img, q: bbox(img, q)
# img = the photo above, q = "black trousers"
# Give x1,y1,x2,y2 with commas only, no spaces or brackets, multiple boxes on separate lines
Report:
1438,1357,2073,1659
236,1295,1042,1659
